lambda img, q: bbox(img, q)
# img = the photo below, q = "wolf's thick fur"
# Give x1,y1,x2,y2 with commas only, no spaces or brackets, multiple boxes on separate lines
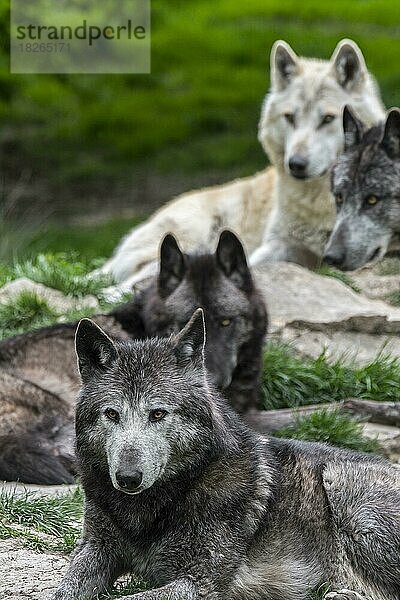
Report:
51,312,400,600
101,39,384,291
325,106,400,270
118,230,267,412
0,232,266,483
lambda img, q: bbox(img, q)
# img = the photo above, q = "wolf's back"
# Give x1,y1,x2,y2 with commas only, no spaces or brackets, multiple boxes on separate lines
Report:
0,430,75,485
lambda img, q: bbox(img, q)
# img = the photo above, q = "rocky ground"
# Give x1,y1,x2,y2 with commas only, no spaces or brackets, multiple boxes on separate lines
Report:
0,537,69,599
1,260,400,598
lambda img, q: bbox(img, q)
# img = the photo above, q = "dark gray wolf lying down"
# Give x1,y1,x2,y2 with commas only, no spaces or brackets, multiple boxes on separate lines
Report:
0,230,267,484
52,312,400,600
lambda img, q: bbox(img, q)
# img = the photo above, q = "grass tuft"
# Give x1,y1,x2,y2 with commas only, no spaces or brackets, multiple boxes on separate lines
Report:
13,253,112,298
261,343,400,410
275,408,380,454
308,584,331,600
99,576,148,599
0,291,58,339
386,289,400,306
318,265,360,293
0,487,83,553
0,289,108,340
377,257,400,276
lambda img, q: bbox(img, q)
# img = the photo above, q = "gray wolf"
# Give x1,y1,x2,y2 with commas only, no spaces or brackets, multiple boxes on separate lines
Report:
0,231,267,484
51,311,400,600
325,106,400,270
100,39,384,293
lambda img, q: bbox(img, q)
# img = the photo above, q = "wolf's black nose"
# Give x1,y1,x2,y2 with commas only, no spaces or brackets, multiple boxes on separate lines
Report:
288,154,308,178
323,251,346,269
116,470,143,492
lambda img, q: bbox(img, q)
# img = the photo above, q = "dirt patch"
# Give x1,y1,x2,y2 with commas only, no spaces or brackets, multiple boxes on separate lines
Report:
0,538,68,599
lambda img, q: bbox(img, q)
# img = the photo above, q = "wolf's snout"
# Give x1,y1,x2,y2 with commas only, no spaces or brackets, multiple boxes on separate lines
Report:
323,249,346,269
288,154,308,178
116,469,143,493
205,351,234,390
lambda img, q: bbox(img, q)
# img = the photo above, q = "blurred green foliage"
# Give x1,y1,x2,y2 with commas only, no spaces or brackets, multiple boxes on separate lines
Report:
2,0,400,188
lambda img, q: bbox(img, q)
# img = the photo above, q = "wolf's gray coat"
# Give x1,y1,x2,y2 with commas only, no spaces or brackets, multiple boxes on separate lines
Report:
52,313,400,600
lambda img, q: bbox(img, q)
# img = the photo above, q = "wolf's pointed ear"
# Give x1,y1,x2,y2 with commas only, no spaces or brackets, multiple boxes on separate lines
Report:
343,105,364,150
271,40,299,90
173,308,205,369
380,108,400,159
331,39,366,91
158,233,186,298
75,319,118,383
216,230,252,291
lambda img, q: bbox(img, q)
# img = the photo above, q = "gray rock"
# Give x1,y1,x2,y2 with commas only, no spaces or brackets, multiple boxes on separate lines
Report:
277,327,400,364
350,269,400,301
363,422,400,464
253,263,400,334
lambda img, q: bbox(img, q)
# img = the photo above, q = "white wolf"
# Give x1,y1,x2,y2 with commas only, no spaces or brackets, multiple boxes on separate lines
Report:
102,39,384,291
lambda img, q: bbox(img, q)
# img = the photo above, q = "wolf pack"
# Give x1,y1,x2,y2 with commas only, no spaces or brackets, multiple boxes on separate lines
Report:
1,39,400,600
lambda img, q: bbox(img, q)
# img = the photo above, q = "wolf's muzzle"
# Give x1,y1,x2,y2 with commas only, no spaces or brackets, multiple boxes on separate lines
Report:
288,154,309,179
116,469,143,493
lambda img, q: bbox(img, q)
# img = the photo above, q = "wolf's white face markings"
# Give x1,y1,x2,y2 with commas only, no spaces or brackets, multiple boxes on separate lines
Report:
100,395,174,495
258,39,382,180
325,107,400,270
75,311,215,496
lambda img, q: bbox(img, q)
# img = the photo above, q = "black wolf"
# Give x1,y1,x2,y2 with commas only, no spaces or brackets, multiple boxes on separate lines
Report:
115,230,267,412
324,106,400,270
0,231,267,484
52,312,400,600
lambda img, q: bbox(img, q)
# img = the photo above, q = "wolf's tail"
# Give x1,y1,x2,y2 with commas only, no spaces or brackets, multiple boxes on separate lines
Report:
0,433,75,485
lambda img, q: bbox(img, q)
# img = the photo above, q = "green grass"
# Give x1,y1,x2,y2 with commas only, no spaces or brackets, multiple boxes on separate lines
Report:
308,584,331,600
2,0,400,197
99,577,148,599
318,265,360,293
0,291,60,339
275,408,380,453
0,487,83,553
23,217,144,263
386,290,400,306
0,285,131,340
261,343,400,410
377,257,400,276
13,253,111,298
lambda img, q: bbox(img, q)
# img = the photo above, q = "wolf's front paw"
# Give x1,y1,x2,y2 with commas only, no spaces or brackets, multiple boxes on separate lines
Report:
324,590,367,600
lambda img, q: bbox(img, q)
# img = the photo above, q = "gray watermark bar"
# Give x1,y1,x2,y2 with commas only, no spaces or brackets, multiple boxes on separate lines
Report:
10,0,151,74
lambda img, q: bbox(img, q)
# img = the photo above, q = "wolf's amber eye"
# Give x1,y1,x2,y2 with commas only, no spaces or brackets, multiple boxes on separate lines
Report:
284,113,295,126
321,114,336,125
104,408,120,422
366,195,379,206
149,409,168,423
220,318,232,327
